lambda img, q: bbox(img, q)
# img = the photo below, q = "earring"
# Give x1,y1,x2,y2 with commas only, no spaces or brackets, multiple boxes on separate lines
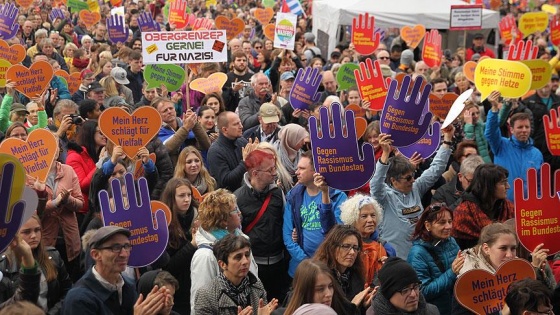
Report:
427,229,430,232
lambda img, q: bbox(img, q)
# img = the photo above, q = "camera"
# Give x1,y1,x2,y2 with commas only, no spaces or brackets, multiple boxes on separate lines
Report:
69,114,84,125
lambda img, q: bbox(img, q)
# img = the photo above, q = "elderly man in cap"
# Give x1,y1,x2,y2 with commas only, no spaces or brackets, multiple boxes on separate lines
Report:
238,72,281,131
466,33,495,61
243,103,282,143
63,226,171,315
110,67,134,106
86,82,106,110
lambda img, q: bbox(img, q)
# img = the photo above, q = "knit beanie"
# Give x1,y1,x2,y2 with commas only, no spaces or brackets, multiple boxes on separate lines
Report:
378,257,420,300
400,49,414,67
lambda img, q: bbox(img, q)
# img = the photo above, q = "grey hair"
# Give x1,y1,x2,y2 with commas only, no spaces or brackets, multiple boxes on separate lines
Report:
250,72,270,86
340,194,383,226
459,155,484,175
53,99,78,117
81,35,92,44
35,29,48,39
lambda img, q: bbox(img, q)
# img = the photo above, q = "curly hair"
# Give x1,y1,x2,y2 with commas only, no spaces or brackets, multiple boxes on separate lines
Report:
198,189,236,231
340,194,383,227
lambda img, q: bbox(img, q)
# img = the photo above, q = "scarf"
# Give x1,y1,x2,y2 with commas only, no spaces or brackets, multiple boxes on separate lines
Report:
72,57,90,70
334,268,351,295
276,124,308,175
191,174,208,195
373,291,431,315
217,272,251,308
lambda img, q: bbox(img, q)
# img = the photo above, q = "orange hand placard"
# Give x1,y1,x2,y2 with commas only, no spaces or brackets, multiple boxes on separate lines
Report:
400,24,426,49
0,129,58,182
0,39,26,65
98,107,162,159
6,61,54,98
215,16,245,40
189,72,228,94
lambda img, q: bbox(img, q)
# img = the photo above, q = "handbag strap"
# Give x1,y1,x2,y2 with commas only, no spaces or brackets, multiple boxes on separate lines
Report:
243,193,272,234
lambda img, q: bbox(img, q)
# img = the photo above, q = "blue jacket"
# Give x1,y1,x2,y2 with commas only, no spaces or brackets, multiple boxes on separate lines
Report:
51,76,71,100
408,238,460,315
282,184,346,277
484,109,543,202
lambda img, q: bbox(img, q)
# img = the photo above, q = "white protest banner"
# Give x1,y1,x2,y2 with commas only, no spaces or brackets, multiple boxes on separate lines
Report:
450,5,483,30
274,12,297,50
141,30,227,64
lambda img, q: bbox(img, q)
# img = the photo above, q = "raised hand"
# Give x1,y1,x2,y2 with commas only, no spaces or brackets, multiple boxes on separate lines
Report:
380,75,432,147
98,173,169,267
308,102,375,191
354,59,390,111
507,39,538,60
514,163,560,254
422,29,442,68
138,11,161,32
397,121,441,159
289,67,323,110
49,8,65,23
0,161,26,252
0,3,19,40
543,107,560,155
551,15,560,46
351,12,380,55
169,0,189,29
192,17,213,30
106,14,130,44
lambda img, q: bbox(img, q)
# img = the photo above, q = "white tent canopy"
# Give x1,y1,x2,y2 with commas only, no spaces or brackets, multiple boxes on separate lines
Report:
312,0,500,55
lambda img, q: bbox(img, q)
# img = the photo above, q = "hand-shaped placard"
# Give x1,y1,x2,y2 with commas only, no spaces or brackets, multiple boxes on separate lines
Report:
106,14,129,44
397,121,441,159
0,3,19,40
499,15,520,46
514,163,560,255
289,67,322,110
49,8,65,23
354,59,390,111
506,39,538,61
308,102,375,191
551,15,560,47
422,29,442,68
544,107,560,156
168,0,189,29
351,13,380,56
380,76,432,147
138,12,160,32
99,173,169,267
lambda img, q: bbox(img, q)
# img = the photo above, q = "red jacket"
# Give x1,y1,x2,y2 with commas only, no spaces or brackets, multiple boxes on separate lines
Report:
66,146,96,214
466,46,496,61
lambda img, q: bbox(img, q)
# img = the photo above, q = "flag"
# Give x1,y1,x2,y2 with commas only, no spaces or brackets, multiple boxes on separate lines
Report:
282,0,304,16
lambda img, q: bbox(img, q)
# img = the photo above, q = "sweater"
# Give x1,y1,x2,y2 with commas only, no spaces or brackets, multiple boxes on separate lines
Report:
207,134,248,192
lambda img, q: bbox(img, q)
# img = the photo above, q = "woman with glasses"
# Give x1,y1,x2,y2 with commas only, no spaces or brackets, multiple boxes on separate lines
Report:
339,195,396,286
407,203,462,315
452,164,514,249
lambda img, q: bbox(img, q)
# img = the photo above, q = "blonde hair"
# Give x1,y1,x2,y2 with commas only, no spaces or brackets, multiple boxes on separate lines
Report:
174,146,216,193
100,76,119,97
198,189,236,231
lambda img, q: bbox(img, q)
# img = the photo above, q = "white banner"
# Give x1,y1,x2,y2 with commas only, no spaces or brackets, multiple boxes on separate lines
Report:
141,30,228,64
274,12,297,50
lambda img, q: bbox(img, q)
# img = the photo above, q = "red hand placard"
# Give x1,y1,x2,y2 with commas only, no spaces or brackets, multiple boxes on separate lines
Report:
168,0,189,29
354,58,390,111
514,163,560,255
544,107,560,156
499,15,521,46
506,40,538,61
422,29,442,68
351,13,380,56
551,15,560,47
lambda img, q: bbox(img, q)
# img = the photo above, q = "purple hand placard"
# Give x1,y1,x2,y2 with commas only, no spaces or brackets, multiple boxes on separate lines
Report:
0,3,19,40
99,173,169,267
289,67,323,110
138,11,160,32
380,75,432,147
397,121,441,159
49,8,65,23
106,14,130,44
309,102,375,191
375,27,385,42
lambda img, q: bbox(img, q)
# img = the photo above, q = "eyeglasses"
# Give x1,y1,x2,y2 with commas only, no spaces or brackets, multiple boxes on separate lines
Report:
230,206,241,215
398,174,414,182
254,46,262,49
464,176,473,184
398,283,421,297
96,243,133,253
256,165,277,175
378,56,390,60
339,244,361,253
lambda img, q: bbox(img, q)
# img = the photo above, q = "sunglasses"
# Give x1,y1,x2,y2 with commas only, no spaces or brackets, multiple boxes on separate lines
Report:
378,56,390,60
398,174,414,182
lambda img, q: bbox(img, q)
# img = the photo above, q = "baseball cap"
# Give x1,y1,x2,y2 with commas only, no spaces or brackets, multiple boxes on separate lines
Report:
87,82,105,93
111,67,130,85
10,103,28,115
379,64,393,78
259,103,280,124
80,69,94,80
473,33,484,39
88,226,131,249
471,53,481,61
280,71,295,81
552,74,559,80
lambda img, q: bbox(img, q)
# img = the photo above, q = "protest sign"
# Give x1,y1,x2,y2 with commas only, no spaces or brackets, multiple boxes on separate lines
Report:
463,61,476,82
110,6,125,17
506,40,538,61
0,59,10,87
380,76,432,147
263,24,275,41
15,0,32,9
263,0,275,8
98,107,162,159
0,3,18,40
107,14,129,44
67,0,89,12
336,63,359,91
0,39,25,65
138,12,160,32
449,5,482,30
87,0,100,12
475,59,531,100
254,8,274,25
0,155,38,253
189,72,227,94
100,174,169,267
442,89,473,129
514,163,560,255
168,0,189,29
274,13,297,50
520,59,551,90
351,13,380,56
454,259,536,315
141,30,227,64
354,59,390,111
0,129,58,182
79,10,101,28
397,122,441,159
66,72,82,94
6,61,54,98
518,11,548,37
422,29,442,68
429,92,458,120
552,15,560,47
215,16,245,40
309,102,375,191
544,108,560,156
400,24,425,49
542,3,557,14
289,67,322,110
144,64,185,92
499,15,521,46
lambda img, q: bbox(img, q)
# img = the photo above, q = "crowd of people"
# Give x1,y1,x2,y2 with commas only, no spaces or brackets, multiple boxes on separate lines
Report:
1,0,560,314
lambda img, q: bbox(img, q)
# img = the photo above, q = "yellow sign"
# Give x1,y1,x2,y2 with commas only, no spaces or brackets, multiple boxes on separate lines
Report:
542,4,557,15
518,11,548,37
520,59,552,90
0,59,10,87
206,0,217,6
87,0,100,12
474,58,532,100
0,154,26,220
